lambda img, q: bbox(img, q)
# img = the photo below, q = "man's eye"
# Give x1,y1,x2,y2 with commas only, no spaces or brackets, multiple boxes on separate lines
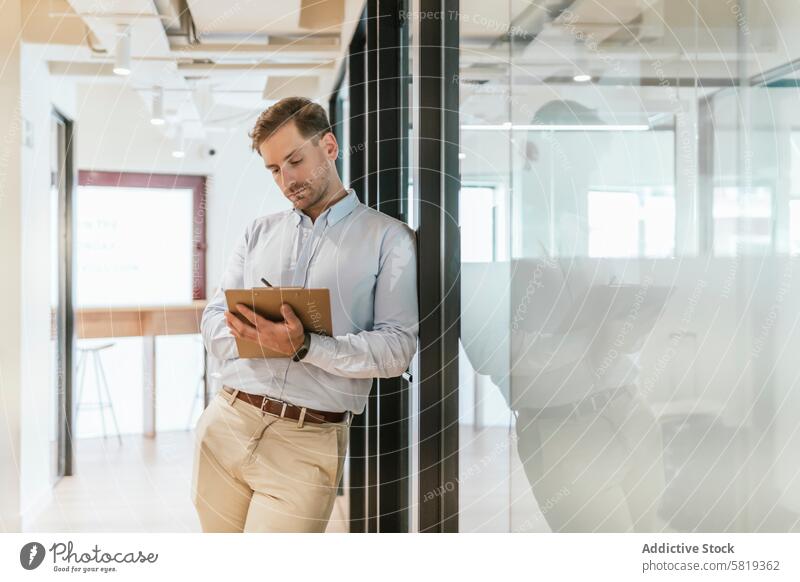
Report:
290,158,302,165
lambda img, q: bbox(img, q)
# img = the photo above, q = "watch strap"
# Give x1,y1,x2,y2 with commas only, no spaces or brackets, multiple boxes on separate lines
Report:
292,332,311,361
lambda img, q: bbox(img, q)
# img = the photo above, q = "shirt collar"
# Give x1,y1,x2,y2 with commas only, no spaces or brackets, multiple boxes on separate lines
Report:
292,188,359,227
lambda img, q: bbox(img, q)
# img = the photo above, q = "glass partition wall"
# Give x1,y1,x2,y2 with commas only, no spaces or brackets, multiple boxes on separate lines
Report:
458,0,800,532
330,0,800,533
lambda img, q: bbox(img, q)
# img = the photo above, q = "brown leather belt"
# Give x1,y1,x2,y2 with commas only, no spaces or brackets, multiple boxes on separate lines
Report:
223,386,349,425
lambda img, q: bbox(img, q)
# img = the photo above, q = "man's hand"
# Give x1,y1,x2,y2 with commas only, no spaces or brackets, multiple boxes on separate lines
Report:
225,303,306,357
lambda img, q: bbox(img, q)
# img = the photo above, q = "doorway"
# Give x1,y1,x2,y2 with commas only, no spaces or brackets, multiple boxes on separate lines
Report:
50,108,75,481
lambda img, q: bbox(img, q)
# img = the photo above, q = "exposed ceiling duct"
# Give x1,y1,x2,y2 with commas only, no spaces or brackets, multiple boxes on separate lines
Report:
34,0,361,120
37,0,359,144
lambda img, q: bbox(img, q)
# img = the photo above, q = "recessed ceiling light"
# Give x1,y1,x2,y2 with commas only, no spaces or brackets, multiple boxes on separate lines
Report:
461,123,650,132
573,73,592,83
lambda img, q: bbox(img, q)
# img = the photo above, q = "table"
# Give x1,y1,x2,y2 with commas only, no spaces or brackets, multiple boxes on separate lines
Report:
75,301,208,437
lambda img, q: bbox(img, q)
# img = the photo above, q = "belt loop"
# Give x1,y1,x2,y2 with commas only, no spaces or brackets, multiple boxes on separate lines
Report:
280,402,288,418
297,407,307,429
224,386,239,406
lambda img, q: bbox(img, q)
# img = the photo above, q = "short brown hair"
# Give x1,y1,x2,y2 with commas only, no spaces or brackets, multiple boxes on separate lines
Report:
249,96,332,153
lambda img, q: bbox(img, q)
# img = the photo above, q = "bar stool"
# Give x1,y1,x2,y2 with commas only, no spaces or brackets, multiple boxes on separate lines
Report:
75,341,122,444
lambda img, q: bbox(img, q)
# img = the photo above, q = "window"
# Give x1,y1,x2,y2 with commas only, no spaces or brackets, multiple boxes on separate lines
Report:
460,185,508,262
588,188,675,257
713,186,773,256
76,171,206,306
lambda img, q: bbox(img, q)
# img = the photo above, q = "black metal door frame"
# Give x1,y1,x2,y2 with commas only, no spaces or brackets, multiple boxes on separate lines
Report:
373,0,409,533
330,0,460,533
329,12,369,532
51,107,76,479
364,2,380,532
412,0,460,532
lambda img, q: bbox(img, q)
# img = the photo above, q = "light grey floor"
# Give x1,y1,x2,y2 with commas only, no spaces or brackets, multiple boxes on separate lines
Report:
24,424,542,533
24,431,348,533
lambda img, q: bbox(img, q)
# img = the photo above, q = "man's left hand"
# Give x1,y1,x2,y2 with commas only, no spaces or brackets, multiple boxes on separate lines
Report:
225,303,306,357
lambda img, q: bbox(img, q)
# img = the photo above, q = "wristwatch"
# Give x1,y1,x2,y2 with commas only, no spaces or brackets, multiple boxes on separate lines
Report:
292,332,312,362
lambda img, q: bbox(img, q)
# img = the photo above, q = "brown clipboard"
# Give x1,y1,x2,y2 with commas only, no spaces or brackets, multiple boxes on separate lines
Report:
555,284,672,334
224,287,333,358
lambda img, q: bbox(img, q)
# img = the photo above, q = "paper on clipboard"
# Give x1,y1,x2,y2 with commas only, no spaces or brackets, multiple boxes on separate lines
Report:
225,287,333,358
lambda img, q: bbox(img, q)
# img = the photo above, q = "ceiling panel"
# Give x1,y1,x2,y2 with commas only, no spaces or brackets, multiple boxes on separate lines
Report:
187,0,304,34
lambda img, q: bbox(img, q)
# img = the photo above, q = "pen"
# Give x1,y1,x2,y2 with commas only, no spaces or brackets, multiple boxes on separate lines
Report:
260,278,273,287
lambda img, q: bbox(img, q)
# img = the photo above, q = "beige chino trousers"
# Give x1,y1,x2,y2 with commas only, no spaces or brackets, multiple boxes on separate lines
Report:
191,386,349,532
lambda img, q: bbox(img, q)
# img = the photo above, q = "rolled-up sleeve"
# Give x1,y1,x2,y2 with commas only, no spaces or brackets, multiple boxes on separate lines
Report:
200,227,250,361
302,223,418,378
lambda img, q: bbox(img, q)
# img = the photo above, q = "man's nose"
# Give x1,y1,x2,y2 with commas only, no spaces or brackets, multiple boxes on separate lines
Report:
275,167,290,188
280,166,297,188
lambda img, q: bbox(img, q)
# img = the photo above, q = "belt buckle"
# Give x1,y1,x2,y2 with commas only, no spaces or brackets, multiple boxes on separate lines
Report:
259,396,271,414
259,395,290,419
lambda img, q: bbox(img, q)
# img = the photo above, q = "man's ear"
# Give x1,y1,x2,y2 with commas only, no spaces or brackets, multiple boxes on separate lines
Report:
319,131,339,161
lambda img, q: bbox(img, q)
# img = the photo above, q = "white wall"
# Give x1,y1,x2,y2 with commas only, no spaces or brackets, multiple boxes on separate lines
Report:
0,0,23,533
18,41,76,529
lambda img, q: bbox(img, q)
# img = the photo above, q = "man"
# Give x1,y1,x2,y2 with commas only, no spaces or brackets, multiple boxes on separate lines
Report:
191,96,418,533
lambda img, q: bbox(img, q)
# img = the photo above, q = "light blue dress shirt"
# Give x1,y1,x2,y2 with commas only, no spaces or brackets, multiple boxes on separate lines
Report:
201,189,418,414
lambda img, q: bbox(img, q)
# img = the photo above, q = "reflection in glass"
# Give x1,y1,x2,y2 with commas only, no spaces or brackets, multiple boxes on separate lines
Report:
458,0,800,532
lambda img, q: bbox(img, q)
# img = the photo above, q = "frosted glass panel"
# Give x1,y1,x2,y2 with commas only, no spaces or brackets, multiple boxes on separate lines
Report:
459,0,800,533
791,200,800,255
588,191,640,257
155,335,206,432
74,338,143,439
460,187,496,263
713,186,773,256
73,335,205,438
75,186,193,307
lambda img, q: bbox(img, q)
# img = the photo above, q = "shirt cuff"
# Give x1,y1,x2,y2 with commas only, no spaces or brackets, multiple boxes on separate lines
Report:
303,333,337,367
